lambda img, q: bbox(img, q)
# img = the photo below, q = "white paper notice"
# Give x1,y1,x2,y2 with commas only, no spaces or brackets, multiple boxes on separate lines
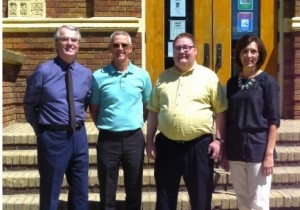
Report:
168,42,174,57
170,20,186,40
170,0,186,17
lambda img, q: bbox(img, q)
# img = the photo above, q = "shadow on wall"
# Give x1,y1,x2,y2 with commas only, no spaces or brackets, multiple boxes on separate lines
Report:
3,49,24,82
3,63,22,83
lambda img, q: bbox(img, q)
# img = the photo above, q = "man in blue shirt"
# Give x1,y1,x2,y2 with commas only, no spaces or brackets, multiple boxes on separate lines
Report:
89,31,152,210
24,25,92,210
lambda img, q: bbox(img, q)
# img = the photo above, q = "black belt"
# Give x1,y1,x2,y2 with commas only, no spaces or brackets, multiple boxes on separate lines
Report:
100,128,141,137
161,133,212,144
39,122,84,132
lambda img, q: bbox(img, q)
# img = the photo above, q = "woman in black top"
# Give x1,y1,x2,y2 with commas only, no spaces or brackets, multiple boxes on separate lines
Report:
221,35,280,210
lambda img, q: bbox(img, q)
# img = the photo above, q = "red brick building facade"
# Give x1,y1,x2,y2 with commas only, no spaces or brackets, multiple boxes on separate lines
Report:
2,0,143,126
2,0,300,126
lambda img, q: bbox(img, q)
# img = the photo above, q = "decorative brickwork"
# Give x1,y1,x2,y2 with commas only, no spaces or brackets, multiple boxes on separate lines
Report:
8,0,46,18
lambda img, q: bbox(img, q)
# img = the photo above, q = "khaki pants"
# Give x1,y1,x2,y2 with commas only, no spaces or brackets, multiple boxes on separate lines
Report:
229,161,272,210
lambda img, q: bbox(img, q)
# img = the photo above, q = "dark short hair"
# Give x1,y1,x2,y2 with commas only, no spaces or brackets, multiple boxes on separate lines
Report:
234,35,267,70
173,33,197,47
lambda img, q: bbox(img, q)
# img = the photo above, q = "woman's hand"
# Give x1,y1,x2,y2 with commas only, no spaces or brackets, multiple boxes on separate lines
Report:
262,153,274,176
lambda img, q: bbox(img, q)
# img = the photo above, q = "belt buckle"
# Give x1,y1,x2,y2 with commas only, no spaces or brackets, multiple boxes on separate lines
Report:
74,123,82,132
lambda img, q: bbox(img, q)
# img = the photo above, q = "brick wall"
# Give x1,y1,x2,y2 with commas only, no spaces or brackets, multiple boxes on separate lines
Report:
2,0,7,17
46,0,92,18
294,0,300,119
296,0,300,16
3,63,21,125
93,0,142,17
283,0,300,119
283,33,296,118
2,0,141,18
2,0,142,125
46,0,142,18
293,32,300,118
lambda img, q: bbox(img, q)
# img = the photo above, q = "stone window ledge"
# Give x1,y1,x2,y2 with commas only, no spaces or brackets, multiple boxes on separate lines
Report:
3,49,25,65
285,17,300,32
2,17,141,33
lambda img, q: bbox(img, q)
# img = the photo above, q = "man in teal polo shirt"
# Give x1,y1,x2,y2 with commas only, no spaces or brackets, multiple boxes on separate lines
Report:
89,31,152,210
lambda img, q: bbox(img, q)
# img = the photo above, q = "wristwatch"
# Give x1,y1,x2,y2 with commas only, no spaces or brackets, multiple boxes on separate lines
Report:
214,137,224,143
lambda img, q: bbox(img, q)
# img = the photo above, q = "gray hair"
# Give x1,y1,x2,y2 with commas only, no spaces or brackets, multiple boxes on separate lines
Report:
53,25,82,41
109,31,131,44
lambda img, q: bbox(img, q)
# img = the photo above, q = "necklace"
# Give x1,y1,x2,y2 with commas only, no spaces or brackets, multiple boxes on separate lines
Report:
238,76,256,90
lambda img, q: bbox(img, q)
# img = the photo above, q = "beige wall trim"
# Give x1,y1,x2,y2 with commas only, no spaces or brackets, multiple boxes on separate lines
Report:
2,17,142,33
285,17,300,32
3,49,25,65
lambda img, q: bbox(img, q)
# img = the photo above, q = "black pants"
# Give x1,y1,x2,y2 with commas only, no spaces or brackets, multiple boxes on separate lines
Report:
97,129,144,210
154,133,214,210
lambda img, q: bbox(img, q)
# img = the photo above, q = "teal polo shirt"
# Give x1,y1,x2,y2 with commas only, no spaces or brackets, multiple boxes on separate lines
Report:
90,62,152,131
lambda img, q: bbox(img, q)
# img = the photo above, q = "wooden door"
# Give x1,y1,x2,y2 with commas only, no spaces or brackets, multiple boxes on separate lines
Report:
146,0,277,85
194,0,231,85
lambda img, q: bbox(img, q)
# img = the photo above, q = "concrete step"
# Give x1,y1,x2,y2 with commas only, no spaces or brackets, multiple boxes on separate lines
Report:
2,149,154,168
3,188,300,210
1,168,198,192
1,192,214,210
3,120,300,210
3,120,300,146
2,168,154,192
3,166,300,192
3,146,299,168
2,122,99,146
275,146,300,164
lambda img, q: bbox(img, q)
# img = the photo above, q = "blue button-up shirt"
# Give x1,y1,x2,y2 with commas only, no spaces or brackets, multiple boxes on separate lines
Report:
24,56,92,130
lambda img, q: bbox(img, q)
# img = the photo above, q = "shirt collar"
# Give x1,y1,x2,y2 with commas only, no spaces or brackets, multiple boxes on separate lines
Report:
172,62,197,76
108,61,133,75
54,56,76,71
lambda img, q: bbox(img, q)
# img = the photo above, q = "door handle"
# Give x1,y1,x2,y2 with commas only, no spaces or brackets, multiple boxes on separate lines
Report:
203,43,209,67
215,43,222,71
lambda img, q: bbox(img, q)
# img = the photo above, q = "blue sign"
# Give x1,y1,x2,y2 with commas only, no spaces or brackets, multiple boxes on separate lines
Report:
237,12,253,32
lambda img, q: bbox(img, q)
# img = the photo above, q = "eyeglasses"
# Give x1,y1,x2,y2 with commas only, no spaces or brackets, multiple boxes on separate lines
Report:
112,43,131,49
173,45,195,53
58,37,79,44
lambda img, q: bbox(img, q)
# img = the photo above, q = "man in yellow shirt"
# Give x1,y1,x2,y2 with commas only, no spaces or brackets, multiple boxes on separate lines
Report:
146,33,227,210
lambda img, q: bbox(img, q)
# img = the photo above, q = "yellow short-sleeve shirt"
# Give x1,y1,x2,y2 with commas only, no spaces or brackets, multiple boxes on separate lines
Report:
147,63,227,141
